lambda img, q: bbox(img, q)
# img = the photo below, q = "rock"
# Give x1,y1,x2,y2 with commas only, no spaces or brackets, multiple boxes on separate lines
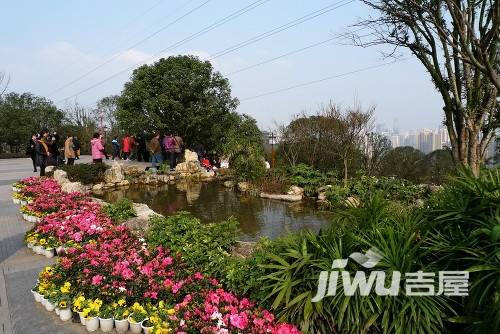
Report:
428,184,443,193
123,165,143,177
117,180,130,187
344,196,360,207
317,192,327,201
231,241,257,259
61,181,89,194
415,199,425,207
184,149,198,162
45,166,56,173
133,203,160,220
103,183,116,189
53,170,68,184
260,193,302,202
287,186,304,196
104,162,124,184
200,170,215,179
91,183,104,191
237,182,250,192
175,161,203,173
223,180,235,188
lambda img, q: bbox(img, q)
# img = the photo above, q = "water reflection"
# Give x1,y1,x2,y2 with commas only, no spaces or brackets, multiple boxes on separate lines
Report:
95,182,333,241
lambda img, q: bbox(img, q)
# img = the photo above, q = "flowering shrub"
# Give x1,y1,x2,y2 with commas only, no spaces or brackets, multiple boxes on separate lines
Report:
18,176,300,333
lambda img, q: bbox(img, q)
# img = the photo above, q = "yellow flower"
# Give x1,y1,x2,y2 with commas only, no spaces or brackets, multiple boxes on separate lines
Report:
117,299,126,306
166,308,176,315
82,307,91,318
60,286,70,293
59,300,67,309
39,239,47,245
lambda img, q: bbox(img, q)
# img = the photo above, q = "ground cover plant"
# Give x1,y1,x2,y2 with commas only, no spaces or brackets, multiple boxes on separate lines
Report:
56,163,109,184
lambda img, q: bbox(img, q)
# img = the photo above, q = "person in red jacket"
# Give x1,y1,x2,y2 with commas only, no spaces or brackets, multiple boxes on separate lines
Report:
122,134,130,160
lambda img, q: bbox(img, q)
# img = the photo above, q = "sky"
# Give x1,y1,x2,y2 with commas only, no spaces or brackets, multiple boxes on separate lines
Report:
0,0,445,132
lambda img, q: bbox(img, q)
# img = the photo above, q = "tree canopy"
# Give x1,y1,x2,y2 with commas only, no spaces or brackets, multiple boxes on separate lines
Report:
0,92,63,152
116,55,239,150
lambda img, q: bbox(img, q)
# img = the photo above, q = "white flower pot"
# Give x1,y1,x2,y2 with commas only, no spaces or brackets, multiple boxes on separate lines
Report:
78,312,87,325
85,316,99,332
44,248,54,258
60,308,73,322
128,315,143,334
31,290,41,302
114,318,129,333
141,320,153,334
36,217,41,223
20,200,27,206
55,307,60,315
34,245,43,255
12,186,19,192
22,213,28,221
41,297,48,307
45,300,56,312
13,198,20,204
99,318,114,332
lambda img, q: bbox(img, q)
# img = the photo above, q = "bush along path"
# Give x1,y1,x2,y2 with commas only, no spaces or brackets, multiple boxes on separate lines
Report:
14,176,301,334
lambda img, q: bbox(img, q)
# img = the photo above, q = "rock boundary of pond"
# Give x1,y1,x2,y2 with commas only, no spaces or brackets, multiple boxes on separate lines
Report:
52,172,257,258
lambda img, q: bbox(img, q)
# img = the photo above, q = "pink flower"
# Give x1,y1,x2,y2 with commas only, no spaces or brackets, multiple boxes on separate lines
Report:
274,324,301,334
91,274,104,285
229,312,249,330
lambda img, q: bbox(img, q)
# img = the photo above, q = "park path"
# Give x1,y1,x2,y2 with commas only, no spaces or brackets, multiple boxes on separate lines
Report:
0,156,147,334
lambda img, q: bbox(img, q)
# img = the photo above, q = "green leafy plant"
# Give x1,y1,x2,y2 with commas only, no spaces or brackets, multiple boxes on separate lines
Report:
57,163,109,185
102,198,136,222
147,212,239,277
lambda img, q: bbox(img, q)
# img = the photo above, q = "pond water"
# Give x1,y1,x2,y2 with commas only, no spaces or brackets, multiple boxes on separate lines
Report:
96,182,334,241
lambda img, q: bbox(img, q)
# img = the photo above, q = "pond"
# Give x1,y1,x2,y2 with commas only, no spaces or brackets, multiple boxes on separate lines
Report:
96,182,334,241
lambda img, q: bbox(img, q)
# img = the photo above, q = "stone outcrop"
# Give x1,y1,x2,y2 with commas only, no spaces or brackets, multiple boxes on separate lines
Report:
184,149,198,162
123,165,144,177
344,196,360,207
237,182,250,192
103,162,124,184
223,180,235,188
61,181,89,194
260,193,303,202
53,170,68,184
287,186,304,197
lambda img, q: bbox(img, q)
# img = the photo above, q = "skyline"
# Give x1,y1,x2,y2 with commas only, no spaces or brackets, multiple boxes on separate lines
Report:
0,0,445,132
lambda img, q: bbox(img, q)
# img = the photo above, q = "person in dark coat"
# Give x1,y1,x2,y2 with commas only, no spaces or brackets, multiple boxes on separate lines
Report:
26,134,38,172
73,136,81,160
35,130,50,176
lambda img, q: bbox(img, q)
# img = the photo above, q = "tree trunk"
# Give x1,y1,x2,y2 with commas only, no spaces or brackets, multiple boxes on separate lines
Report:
343,158,348,187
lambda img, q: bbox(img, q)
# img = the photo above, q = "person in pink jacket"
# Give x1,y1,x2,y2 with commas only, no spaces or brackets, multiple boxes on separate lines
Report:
90,133,105,163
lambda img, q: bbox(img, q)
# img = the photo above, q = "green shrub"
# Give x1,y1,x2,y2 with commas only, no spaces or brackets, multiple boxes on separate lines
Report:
102,198,136,222
146,212,240,277
287,164,338,196
258,169,290,194
57,163,109,184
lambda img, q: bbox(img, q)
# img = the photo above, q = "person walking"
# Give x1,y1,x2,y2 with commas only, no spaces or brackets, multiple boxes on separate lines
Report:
149,133,163,168
137,134,149,162
129,135,137,160
35,130,50,176
111,137,120,160
26,134,38,172
73,136,81,160
173,133,184,169
64,134,75,165
162,133,176,170
91,133,106,163
122,134,131,160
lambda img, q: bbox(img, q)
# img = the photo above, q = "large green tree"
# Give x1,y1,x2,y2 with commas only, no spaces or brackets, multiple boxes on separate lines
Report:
116,55,239,150
0,92,63,152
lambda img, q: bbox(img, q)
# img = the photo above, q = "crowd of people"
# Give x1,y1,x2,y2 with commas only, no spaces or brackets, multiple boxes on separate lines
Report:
27,130,223,176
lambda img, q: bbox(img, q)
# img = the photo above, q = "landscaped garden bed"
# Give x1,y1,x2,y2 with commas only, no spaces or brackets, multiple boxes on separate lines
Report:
15,176,301,333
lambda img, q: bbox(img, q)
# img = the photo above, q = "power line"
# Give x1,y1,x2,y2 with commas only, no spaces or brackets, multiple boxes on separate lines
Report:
239,58,411,101
225,28,368,76
47,0,214,97
56,0,271,104
208,0,355,60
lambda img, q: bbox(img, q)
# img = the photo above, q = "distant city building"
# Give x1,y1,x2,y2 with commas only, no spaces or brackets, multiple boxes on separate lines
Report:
376,126,451,154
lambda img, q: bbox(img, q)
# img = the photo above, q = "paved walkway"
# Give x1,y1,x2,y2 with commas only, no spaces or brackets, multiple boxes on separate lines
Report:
0,157,147,334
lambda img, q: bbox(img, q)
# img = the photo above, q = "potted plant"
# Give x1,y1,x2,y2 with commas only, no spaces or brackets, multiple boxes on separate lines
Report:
141,318,154,334
113,298,129,333
44,237,57,258
98,303,115,332
59,298,73,321
31,283,42,303
128,302,147,334
83,298,102,332
73,295,87,326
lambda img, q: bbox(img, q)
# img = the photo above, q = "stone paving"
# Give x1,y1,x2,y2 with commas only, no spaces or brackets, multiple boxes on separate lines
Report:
0,156,147,334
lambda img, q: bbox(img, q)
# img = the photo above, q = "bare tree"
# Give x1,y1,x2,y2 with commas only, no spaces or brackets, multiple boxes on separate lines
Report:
0,71,10,97
93,95,119,136
352,0,499,175
323,103,374,186
363,132,392,175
